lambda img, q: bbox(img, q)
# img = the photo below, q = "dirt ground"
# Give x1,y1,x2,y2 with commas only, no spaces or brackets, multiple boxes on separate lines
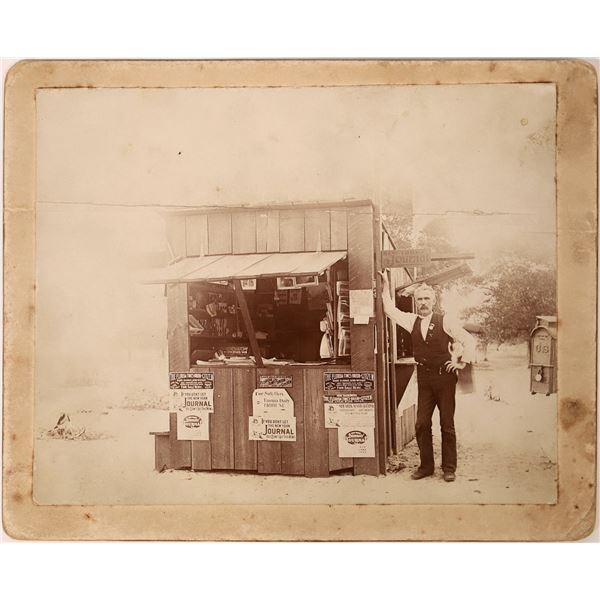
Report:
33,344,557,505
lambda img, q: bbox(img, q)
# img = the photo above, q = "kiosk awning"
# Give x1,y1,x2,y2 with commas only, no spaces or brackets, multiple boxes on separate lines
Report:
142,251,347,284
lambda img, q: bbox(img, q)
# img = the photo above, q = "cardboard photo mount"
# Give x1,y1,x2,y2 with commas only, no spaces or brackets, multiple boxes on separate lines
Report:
3,59,597,540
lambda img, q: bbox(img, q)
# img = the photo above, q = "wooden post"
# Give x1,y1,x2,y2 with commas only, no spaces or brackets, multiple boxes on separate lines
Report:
166,283,190,372
373,206,388,475
347,206,379,476
233,279,264,368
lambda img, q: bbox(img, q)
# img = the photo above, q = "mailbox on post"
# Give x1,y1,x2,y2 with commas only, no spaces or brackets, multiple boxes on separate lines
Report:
529,316,557,396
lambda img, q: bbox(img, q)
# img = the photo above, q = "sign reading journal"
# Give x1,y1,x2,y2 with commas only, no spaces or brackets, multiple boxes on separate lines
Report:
170,372,214,441
249,388,296,441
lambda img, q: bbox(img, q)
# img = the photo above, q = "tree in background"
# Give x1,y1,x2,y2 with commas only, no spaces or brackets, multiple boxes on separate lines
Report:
381,197,414,248
463,256,556,346
382,201,463,281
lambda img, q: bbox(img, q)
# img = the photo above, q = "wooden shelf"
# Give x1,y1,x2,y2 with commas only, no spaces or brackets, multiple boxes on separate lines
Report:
190,334,270,342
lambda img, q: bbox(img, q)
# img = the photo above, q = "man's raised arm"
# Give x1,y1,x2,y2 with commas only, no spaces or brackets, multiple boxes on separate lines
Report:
378,271,417,333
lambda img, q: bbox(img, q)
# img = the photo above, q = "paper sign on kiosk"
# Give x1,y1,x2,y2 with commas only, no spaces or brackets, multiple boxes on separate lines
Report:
353,315,370,325
252,388,294,416
349,288,374,324
324,401,375,428
176,410,210,441
249,416,297,441
338,426,375,457
170,389,214,413
169,371,214,389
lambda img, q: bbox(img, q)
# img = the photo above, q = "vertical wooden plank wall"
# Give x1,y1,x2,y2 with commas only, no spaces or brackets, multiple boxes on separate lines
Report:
330,209,348,251
280,369,305,475
185,214,208,256
188,365,211,471
165,214,186,260
347,206,380,476
279,209,305,252
373,206,388,474
304,368,330,477
397,404,417,448
169,412,192,469
207,212,232,254
154,434,171,471
255,210,281,252
232,211,257,254
256,371,283,474
233,368,257,471
166,283,190,373
328,429,353,472
347,207,375,371
183,207,348,258
304,209,331,251
209,370,234,469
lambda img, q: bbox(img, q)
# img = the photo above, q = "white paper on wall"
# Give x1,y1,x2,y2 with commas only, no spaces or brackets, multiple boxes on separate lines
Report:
252,388,294,416
176,410,210,440
248,416,296,441
337,426,375,457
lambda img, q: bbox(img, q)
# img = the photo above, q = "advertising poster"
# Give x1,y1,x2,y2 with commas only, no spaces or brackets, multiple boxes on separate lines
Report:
248,416,297,441
176,410,210,441
349,288,374,324
324,398,375,428
169,371,214,389
337,426,375,458
258,374,294,388
252,388,294,416
169,389,214,413
324,372,375,391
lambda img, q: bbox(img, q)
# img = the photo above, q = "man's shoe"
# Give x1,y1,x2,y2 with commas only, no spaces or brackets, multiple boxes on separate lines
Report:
443,472,456,482
411,469,434,480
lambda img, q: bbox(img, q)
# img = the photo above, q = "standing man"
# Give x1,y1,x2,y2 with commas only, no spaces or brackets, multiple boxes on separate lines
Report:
380,272,475,482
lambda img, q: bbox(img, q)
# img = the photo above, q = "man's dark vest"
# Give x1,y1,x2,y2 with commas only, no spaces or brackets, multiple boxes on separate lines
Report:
411,312,452,368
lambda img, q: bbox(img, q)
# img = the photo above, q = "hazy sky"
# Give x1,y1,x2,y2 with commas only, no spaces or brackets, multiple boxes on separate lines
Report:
36,84,556,390
38,85,555,224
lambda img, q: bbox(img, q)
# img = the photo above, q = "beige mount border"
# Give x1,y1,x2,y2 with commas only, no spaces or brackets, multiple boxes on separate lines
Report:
3,59,597,540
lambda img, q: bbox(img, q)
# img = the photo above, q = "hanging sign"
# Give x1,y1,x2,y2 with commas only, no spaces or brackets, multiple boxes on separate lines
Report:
382,248,432,268
337,427,375,458
324,372,375,391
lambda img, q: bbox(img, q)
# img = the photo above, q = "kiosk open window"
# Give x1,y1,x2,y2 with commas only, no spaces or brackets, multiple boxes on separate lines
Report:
144,250,349,368
187,257,349,367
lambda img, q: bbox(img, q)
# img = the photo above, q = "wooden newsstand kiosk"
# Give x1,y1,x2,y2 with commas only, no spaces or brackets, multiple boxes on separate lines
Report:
148,200,418,477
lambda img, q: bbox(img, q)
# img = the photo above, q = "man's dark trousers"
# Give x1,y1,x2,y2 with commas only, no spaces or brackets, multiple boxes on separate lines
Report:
415,368,457,474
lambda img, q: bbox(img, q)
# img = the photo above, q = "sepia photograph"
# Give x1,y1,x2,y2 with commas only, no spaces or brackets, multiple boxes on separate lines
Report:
32,80,558,505
2,59,596,540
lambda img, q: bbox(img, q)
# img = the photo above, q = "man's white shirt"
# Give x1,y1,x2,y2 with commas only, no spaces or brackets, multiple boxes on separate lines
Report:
381,294,476,363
